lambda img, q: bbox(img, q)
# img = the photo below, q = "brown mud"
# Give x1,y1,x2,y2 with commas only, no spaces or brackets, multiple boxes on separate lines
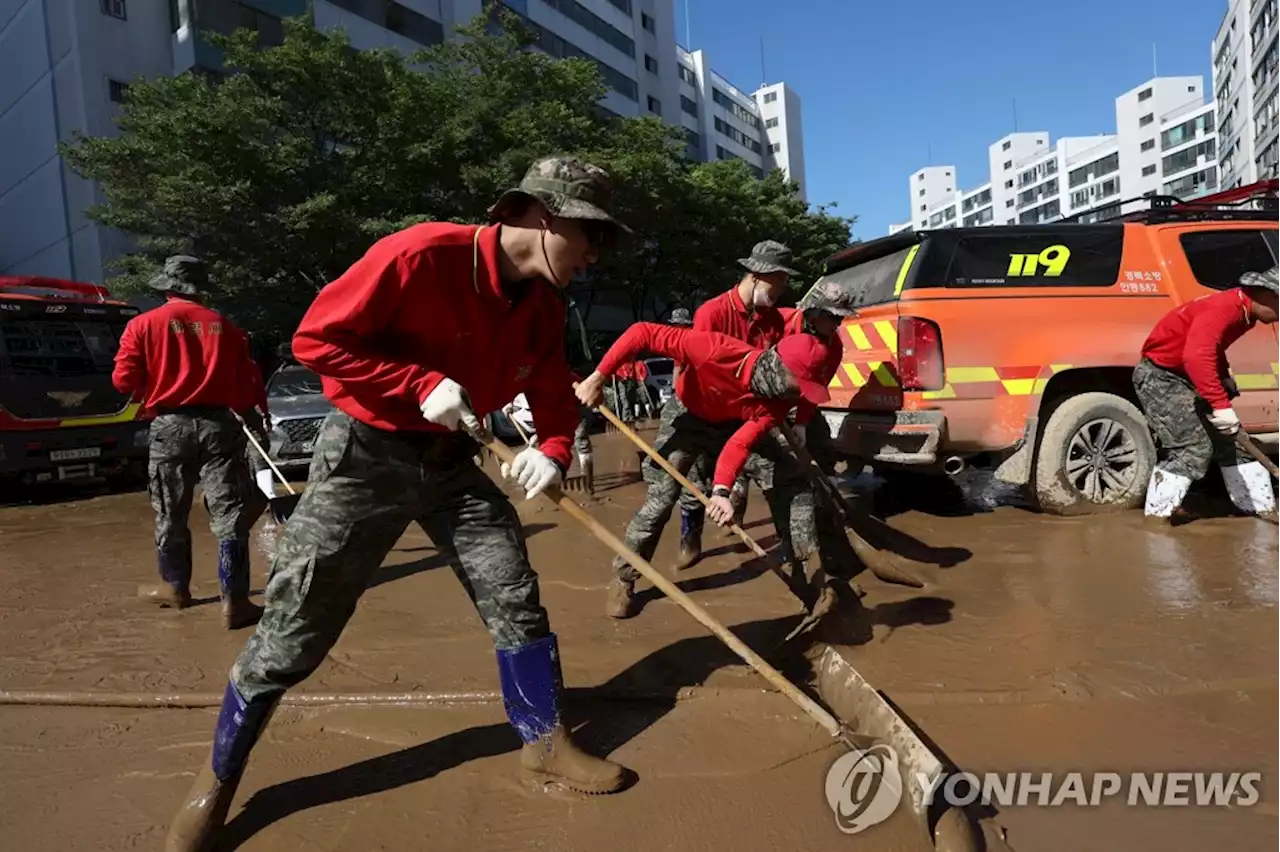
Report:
0,427,1276,850
0,428,926,851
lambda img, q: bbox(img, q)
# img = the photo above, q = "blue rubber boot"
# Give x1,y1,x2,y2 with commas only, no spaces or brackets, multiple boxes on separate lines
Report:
675,506,703,570
497,635,625,794
165,682,276,852
217,539,262,630
138,546,193,608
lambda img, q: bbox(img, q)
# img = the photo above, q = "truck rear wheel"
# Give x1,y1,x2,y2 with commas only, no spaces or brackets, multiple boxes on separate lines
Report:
1034,392,1154,515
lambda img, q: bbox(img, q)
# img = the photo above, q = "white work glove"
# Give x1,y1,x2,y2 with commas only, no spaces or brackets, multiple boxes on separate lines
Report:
420,378,480,433
254,469,277,499
1208,408,1241,435
501,446,561,500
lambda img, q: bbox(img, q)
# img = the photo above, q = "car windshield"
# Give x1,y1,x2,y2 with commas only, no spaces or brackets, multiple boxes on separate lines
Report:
268,367,323,397
645,358,674,376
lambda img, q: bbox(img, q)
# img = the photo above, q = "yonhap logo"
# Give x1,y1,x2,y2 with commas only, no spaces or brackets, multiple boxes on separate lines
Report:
824,744,903,834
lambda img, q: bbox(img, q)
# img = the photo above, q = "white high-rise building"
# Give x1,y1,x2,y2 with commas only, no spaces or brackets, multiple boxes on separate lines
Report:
676,47,806,200
889,76,1221,234
2,0,804,284
1213,0,1254,188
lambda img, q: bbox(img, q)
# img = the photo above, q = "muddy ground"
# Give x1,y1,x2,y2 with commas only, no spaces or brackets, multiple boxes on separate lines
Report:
0,427,1275,851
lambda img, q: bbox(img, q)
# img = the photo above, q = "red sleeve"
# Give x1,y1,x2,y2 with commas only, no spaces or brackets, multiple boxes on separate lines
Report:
293,247,442,405
112,318,145,397
714,412,779,487
1182,303,1245,409
522,312,578,470
598,323,696,375
794,341,843,424
634,361,649,380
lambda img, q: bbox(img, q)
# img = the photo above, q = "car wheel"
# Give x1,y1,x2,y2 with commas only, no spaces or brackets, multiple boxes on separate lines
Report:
1034,392,1155,515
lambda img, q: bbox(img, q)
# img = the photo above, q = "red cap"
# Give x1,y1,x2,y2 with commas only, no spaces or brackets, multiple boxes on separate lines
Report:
775,334,833,405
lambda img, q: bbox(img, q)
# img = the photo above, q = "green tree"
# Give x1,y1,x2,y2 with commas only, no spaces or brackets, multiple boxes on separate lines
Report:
63,7,852,342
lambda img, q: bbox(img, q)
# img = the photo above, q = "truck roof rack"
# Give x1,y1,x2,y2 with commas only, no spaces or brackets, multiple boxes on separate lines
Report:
0,276,111,302
1058,179,1278,225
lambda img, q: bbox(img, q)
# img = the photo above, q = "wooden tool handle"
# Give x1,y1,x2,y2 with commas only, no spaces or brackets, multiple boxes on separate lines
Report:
595,404,769,561
1236,432,1279,478
473,428,849,743
232,411,298,496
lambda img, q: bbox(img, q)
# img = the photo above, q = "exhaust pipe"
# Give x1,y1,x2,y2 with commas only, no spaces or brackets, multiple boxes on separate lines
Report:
943,456,966,476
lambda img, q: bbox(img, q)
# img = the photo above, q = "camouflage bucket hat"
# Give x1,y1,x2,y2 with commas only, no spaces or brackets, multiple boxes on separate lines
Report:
669,307,693,326
1240,266,1279,294
148,255,207,296
798,277,858,317
738,240,800,277
489,156,632,235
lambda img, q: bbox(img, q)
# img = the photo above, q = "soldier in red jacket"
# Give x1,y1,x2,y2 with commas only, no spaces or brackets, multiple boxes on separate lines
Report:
1134,266,1278,521
165,158,631,852
112,256,266,630
576,319,842,619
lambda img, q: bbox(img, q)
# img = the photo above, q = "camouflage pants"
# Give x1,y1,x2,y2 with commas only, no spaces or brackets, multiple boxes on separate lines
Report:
573,409,593,460
231,411,550,703
148,410,258,580
1133,358,1244,480
612,397,816,582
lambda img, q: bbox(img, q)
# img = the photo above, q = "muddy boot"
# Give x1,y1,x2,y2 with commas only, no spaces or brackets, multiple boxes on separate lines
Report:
604,577,637,619
497,635,627,794
166,682,276,852
217,539,262,631
139,550,193,608
674,507,703,570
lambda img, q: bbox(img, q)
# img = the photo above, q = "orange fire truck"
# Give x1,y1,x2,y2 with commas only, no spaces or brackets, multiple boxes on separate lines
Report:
0,276,150,488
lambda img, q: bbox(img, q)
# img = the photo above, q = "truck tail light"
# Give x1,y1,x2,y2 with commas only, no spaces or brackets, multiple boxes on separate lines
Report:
897,316,944,391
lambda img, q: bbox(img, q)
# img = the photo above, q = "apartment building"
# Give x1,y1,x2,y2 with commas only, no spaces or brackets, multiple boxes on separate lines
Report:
1212,0,1279,187
675,47,806,200
2,0,805,283
889,76,1220,233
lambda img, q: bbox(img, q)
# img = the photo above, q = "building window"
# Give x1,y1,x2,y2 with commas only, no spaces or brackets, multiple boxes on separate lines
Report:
1138,113,1154,127
1003,160,1012,169
644,54,658,74
1006,199,1014,207
918,188,926,197
920,204,927,211
384,1,443,46
101,0,126,19
713,116,762,153
1162,138,1217,176
678,64,696,85
1161,110,1214,150
763,91,777,103
647,96,660,114
1068,151,1119,187
1138,87,1152,101
1004,179,1013,188
1002,140,1012,151
1142,164,1157,176
604,0,632,14
771,142,781,153
107,79,130,103
1140,138,1155,152
711,88,760,129
1188,85,1195,92
680,95,697,116
641,11,654,32
917,173,925,181
540,0,635,58
765,117,778,128
516,13,638,101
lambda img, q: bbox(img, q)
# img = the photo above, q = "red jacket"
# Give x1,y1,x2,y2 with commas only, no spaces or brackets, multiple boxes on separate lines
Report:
1141,288,1256,410
692,286,788,347
598,323,789,487
292,222,579,469
112,297,265,413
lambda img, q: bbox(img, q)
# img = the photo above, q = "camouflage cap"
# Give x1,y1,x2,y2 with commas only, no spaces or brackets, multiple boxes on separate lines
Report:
489,156,631,235
669,307,693,326
148,255,207,296
738,240,800,277
798,277,858,317
1240,266,1279,294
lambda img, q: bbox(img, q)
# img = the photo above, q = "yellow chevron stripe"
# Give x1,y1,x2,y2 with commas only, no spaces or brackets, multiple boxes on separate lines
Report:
1001,378,1038,396
946,366,1001,383
848,324,872,351
1032,377,1050,394
842,363,867,387
873,320,898,354
1050,363,1072,373
1235,373,1279,390
870,361,898,388
61,403,144,428
892,244,920,296
921,384,957,400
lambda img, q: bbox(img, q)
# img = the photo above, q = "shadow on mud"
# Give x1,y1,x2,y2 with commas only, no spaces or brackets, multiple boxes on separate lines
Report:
0,477,146,507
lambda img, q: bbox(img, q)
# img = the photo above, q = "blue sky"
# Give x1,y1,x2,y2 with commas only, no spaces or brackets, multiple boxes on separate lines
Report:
679,0,1228,238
